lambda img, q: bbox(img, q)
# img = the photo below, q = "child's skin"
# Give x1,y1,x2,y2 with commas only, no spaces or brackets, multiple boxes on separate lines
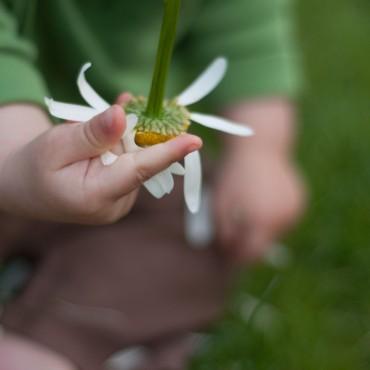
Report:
0,104,202,224
0,97,305,370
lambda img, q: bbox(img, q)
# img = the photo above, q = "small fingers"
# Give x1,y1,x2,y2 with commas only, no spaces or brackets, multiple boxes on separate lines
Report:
99,134,202,199
235,228,274,265
218,207,277,265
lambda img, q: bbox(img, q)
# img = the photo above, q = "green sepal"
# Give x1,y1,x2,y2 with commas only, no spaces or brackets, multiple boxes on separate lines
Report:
126,96,190,136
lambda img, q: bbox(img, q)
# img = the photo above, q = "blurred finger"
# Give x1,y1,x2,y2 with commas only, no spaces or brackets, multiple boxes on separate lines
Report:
236,228,273,264
216,201,249,250
218,211,239,249
116,92,133,106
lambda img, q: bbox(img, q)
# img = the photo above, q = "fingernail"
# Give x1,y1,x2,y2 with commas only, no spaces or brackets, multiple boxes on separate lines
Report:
101,106,124,137
187,144,199,152
187,136,202,152
101,106,113,128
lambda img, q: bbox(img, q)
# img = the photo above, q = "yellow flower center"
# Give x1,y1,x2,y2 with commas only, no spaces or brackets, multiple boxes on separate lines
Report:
134,131,177,146
125,96,191,147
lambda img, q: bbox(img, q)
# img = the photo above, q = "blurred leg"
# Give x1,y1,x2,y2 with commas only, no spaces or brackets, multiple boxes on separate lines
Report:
1,181,233,370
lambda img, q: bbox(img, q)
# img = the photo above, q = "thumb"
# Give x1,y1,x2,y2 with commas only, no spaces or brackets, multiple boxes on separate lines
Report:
53,105,125,166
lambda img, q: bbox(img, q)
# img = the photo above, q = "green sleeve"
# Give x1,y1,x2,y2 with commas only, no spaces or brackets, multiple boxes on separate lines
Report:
187,0,303,105
0,2,47,107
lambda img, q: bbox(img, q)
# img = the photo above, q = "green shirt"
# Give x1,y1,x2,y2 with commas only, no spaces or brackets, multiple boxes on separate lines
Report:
0,0,302,110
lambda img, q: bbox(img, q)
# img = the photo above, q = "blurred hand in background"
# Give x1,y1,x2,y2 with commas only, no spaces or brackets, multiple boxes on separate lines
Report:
214,98,306,263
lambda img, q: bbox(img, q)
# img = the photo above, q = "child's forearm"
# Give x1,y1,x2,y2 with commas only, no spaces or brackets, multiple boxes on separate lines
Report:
0,104,52,165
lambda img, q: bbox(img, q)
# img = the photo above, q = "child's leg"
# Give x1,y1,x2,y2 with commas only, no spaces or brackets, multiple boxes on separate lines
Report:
1,180,233,370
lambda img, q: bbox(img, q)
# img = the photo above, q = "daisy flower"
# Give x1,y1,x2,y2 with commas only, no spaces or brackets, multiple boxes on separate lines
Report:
45,0,253,213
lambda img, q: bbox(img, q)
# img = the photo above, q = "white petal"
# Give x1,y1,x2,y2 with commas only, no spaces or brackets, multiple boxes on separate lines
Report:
185,186,214,248
45,97,97,122
125,114,139,132
100,151,119,166
122,115,139,153
177,57,228,106
144,177,166,199
156,169,174,194
184,150,202,214
77,63,110,112
190,112,254,137
169,162,185,176
122,133,139,153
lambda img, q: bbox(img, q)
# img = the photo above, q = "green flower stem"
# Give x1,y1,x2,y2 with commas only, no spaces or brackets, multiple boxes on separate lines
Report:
146,0,181,117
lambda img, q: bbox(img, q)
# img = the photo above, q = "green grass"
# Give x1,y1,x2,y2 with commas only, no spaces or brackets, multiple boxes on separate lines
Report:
191,0,370,369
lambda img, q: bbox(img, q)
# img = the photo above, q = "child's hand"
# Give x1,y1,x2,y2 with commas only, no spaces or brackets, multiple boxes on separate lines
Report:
0,105,202,224
214,98,305,263
214,148,305,263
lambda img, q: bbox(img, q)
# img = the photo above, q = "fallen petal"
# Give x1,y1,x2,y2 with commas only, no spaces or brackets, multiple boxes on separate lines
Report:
184,150,202,214
45,97,98,122
190,112,254,137
177,58,227,106
78,63,110,112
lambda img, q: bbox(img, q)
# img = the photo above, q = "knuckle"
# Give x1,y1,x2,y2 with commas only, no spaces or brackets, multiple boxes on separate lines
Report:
131,153,153,184
136,167,151,184
82,120,102,149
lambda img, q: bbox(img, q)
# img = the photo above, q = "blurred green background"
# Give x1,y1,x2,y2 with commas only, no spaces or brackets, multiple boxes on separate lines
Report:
192,0,370,369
